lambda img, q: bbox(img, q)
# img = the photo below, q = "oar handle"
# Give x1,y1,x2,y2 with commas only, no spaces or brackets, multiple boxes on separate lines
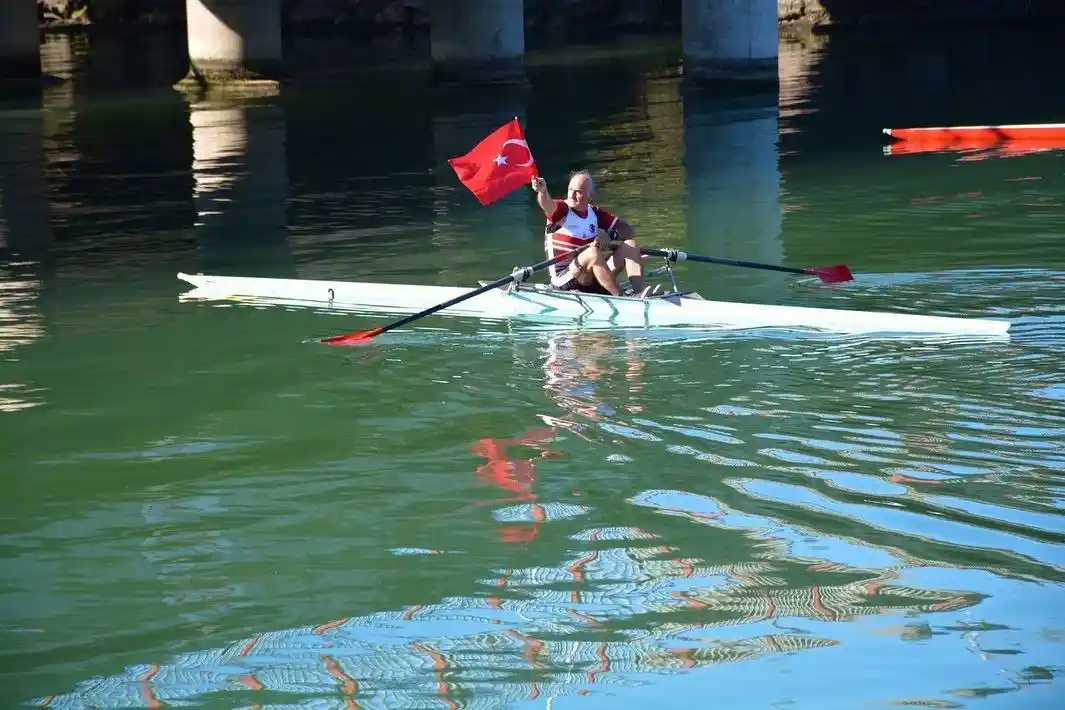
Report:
640,248,806,277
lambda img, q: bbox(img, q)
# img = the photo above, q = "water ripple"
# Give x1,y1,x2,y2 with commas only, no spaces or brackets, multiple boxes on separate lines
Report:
9,34,1065,710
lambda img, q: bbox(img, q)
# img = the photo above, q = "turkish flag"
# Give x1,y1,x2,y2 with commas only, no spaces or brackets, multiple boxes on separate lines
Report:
448,117,539,206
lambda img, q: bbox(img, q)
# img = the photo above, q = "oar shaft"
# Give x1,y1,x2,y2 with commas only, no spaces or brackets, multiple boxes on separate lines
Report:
641,248,805,276
371,263,538,338
322,243,591,343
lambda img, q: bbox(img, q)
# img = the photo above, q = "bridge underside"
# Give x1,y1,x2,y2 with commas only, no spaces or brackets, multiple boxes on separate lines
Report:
429,0,527,86
683,0,780,86
2,1,779,90
0,0,41,82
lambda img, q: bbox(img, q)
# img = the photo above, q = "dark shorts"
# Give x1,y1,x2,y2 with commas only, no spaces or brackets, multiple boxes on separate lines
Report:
557,277,612,296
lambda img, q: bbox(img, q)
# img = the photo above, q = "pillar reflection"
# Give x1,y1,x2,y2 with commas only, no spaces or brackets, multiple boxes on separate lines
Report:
39,33,76,110
682,88,782,302
0,94,52,261
778,35,826,133
188,98,293,276
0,88,49,409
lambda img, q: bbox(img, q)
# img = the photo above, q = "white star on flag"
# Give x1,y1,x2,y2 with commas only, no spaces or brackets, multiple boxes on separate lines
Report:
493,153,508,166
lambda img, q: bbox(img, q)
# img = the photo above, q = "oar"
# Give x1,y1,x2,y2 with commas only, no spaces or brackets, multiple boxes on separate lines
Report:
640,248,854,284
319,245,590,345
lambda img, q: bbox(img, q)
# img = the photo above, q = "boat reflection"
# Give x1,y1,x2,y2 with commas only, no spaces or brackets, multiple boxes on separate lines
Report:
883,135,1065,161
467,330,656,550
537,330,648,436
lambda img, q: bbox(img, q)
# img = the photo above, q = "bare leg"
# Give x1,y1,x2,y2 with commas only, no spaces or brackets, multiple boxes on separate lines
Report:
608,239,646,293
572,246,621,295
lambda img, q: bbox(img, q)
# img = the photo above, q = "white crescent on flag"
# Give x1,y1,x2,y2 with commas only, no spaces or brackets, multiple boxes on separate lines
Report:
500,138,535,167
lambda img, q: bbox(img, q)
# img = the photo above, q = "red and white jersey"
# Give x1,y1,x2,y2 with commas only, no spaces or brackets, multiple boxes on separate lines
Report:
543,199,618,286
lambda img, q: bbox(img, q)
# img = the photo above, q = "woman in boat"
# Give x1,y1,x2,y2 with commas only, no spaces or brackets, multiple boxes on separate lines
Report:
531,171,651,297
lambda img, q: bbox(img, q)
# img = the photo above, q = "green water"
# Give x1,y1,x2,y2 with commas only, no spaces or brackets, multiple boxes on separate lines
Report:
2,28,1065,709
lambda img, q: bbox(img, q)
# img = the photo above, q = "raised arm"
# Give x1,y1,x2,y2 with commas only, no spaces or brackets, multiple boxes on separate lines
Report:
531,177,555,218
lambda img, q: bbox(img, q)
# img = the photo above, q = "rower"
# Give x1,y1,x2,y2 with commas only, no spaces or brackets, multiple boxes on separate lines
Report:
531,171,657,297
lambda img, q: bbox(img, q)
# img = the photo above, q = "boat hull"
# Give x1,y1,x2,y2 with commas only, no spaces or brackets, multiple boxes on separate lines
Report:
176,272,1011,338
884,123,1065,147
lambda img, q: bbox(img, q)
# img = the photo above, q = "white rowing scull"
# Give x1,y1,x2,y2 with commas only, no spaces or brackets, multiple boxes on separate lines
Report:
176,267,1010,339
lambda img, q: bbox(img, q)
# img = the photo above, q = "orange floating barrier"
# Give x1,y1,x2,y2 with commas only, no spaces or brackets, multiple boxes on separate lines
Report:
884,122,1065,145
882,123,1065,159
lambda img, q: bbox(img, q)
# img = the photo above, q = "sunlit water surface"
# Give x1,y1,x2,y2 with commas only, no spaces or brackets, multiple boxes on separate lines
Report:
1,27,1064,710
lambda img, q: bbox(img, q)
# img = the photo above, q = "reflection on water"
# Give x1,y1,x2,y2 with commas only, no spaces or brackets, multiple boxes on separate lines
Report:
188,97,293,276
0,81,50,413
541,330,646,424
30,581,838,709
0,97,52,261
140,490,250,627
0,262,46,412
6,26,1065,710
682,87,783,303
22,310,1065,706
778,35,824,133
885,134,1065,163
471,427,557,544
0,265,44,354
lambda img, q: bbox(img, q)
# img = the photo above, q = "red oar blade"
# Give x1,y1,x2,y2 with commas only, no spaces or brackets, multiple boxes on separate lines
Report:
804,264,854,284
320,327,384,346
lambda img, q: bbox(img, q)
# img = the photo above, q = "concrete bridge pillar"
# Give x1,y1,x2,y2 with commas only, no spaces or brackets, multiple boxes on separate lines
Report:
683,0,778,86
682,90,783,302
0,0,40,81
176,0,283,95
188,99,293,275
429,0,526,86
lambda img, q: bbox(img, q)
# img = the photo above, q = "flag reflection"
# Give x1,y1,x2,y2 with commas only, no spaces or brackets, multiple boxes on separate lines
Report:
470,427,559,543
